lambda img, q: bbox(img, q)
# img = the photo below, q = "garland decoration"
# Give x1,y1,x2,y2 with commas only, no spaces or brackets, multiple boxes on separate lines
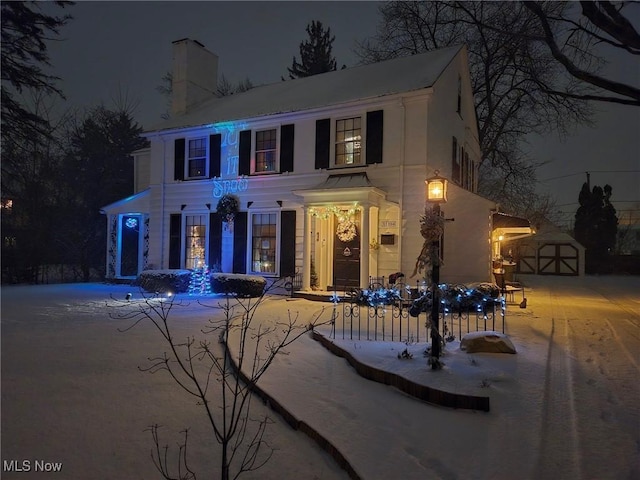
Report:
412,207,445,277
336,220,357,242
216,194,240,224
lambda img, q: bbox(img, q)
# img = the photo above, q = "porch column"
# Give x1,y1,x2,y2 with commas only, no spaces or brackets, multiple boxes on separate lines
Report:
302,207,312,291
360,204,370,288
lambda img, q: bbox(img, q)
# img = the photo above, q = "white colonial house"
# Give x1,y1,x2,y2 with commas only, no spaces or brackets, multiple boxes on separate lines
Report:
102,38,507,290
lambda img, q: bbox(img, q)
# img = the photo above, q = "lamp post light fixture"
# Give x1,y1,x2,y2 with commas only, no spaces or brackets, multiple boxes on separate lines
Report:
425,171,448,369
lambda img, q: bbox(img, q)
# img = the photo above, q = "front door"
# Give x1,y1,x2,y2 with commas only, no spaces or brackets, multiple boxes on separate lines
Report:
120,214,140,277
333,212,360,289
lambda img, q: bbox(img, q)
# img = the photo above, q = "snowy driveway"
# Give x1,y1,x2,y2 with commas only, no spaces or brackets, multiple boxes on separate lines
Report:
2,275,639,479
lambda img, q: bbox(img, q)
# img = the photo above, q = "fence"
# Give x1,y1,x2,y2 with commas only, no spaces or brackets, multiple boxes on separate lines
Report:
327,290,505,344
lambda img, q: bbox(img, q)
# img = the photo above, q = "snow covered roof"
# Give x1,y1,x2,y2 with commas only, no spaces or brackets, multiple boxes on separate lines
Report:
147,45,463,133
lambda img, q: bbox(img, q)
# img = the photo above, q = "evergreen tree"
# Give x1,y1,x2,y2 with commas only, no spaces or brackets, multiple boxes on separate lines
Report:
285,20,340,79
1,1,73,149
57,106,148,281
574,182,618,273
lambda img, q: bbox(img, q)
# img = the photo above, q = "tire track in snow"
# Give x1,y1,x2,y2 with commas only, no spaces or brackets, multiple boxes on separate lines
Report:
534,290,583,480
604,318,640,374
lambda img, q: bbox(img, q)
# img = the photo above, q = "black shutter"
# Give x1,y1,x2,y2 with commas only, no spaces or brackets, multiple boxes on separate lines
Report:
280,124,295,173
366,110,384,165
232,212,248,273
169,214,182,268
280,210,296,277
174,138,185,181
238,130,251,176
209,212,223,269
209,134,221,178
315,118,330,169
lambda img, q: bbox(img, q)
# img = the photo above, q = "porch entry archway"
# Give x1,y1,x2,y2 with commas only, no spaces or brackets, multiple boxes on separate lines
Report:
293,172,387,291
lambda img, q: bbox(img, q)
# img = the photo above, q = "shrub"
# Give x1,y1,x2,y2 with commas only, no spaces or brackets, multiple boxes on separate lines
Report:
136,269,192,294
210,273,266,298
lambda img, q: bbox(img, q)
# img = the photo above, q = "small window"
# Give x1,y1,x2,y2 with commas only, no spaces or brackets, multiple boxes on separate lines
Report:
251,213,277,273
187,138,207,178
335,117,362,166
185,215,207,269
255,129,277,173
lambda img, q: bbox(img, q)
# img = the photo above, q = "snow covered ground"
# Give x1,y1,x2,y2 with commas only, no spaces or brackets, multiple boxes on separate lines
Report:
2,275,639,479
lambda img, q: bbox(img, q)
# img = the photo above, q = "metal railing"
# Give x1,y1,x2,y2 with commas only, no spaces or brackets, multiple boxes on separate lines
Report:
327,290,505,344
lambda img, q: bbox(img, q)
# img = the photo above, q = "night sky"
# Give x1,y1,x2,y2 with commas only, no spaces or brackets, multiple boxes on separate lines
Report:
42,1,639,227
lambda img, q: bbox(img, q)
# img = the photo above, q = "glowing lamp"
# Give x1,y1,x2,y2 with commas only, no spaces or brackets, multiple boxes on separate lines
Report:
425,171,448,203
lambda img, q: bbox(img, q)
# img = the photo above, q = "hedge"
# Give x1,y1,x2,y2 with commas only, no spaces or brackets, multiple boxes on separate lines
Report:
210,273,266,298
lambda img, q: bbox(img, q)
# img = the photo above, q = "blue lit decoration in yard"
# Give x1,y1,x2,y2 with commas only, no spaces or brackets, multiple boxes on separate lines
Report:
188,259,212,295
125,217,138,229
408,283,501,317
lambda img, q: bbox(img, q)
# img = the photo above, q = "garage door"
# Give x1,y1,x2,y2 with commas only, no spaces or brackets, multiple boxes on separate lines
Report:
538,243,579,276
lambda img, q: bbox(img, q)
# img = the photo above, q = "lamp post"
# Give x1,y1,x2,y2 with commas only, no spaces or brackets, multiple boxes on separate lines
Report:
425,171,447,369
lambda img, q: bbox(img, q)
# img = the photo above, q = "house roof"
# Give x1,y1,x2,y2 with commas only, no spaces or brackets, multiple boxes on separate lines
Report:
147,45,463,133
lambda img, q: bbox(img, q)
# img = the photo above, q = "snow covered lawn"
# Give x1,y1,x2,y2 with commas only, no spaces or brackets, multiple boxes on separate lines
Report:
2,275,639,479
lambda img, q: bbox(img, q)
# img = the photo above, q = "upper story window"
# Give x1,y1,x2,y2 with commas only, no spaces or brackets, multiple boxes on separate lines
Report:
255,129,277,173
335,117,362,166
187,138,207,178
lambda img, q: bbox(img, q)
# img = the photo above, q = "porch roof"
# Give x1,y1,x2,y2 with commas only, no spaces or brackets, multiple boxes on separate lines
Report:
100,189,150,215
292,172,386,206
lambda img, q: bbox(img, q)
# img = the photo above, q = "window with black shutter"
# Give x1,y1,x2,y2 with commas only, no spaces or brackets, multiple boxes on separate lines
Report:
209,212,223,269
280,124,295,173
366,110,383,165
238,130,251,176
174,139,185,181
168,214,182,268
279,210,296,277
233,212,248,273
209,134,222,178
315,119,330,169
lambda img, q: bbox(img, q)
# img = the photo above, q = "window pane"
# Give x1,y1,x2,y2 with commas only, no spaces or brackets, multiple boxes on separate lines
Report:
251,213,277,273
185,215,206,269
335,117,361,166
255,129,277,174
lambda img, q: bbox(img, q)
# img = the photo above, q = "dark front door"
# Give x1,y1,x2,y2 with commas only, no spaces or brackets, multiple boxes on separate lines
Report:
333,213,360,289
120,215,140,277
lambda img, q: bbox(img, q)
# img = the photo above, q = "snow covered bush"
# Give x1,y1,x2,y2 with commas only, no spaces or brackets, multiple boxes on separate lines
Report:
210,273,266,298
136,269,192,294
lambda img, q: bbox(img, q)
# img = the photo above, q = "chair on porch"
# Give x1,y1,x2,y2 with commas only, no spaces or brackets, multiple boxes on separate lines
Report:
368,276,386,290
494,272,526,307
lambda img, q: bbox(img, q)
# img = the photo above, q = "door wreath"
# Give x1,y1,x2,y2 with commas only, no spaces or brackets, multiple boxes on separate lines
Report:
336,220,357,243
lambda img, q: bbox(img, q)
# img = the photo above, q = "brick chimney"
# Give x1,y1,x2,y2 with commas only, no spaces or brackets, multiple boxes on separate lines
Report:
171,38,218,116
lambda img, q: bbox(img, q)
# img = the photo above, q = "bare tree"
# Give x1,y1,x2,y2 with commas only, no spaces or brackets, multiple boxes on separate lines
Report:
523,1,640,106
110,285,331,480
356,1,592,218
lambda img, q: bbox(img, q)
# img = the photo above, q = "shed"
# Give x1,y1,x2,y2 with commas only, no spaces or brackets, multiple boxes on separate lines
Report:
513,228,585,276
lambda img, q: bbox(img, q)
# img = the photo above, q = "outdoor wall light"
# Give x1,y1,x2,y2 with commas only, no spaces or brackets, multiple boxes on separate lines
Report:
425,170,448,203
